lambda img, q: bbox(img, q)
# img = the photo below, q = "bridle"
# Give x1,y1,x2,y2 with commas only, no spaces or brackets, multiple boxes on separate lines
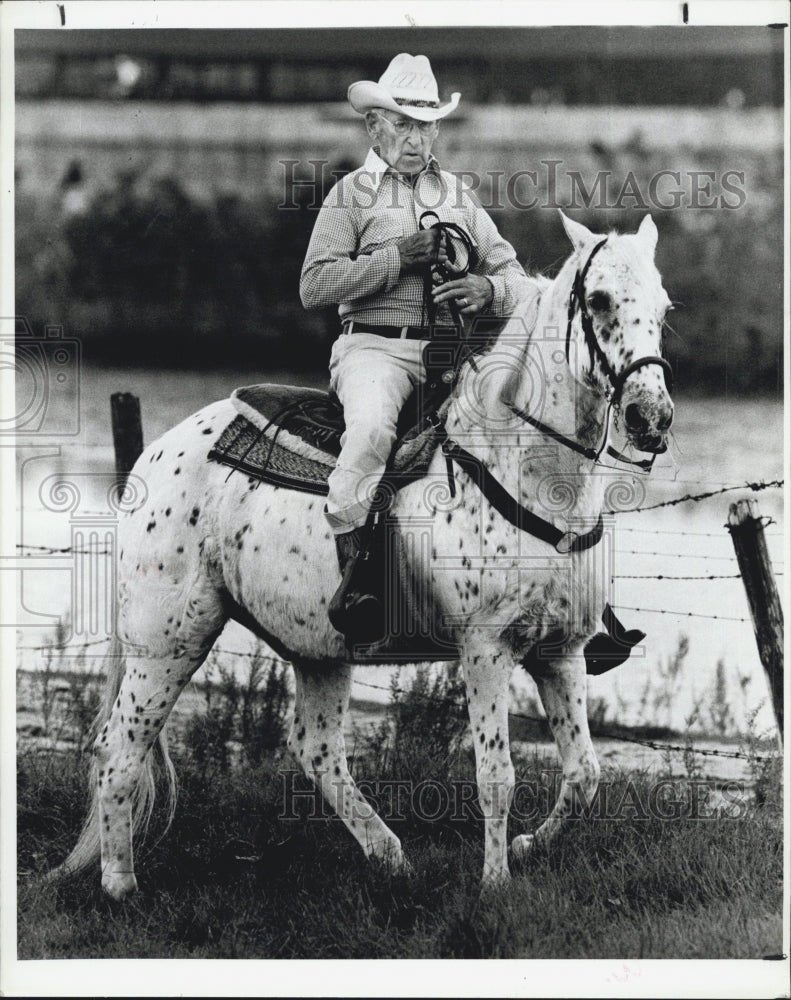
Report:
509,238,673,472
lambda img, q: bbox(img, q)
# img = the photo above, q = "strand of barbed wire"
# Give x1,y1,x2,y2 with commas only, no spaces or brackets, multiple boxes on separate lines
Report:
17,642,777,764
15,476,783,764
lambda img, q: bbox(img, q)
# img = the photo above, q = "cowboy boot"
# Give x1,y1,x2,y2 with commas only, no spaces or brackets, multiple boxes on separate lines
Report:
328,526,386,644
584,604,646,676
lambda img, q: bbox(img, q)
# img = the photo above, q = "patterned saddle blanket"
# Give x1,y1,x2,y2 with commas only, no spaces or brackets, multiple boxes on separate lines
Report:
207,383,445,496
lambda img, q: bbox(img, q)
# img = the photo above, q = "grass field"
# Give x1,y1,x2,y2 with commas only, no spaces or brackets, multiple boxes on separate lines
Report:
16,664,784,961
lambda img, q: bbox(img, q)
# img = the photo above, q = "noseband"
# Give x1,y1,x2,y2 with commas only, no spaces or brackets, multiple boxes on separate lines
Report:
511,237,673,472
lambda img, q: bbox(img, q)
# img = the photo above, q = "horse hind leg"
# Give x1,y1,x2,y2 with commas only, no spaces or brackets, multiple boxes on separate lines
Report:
288,662,404,868
95,577,228,900
512,644,600,863
461,633,516,885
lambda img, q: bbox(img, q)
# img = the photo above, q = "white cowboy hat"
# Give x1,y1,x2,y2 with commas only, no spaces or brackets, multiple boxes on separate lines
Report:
348,53,460,122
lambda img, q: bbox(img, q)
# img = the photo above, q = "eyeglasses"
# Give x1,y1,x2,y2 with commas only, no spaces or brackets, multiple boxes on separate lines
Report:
372,112,439,137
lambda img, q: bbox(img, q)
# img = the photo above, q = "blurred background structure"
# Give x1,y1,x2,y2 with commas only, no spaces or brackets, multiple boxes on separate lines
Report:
15,26,784,391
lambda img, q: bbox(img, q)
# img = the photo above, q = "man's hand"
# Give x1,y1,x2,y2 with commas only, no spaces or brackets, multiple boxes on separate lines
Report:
397,230,448,275
432,275,493,317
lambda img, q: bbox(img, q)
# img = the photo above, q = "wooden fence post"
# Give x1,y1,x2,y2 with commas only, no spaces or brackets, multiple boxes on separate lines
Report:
727,499,784,741
110,392,143,484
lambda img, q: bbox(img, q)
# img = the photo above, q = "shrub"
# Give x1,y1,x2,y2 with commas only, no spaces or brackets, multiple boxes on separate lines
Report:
355,663,470,783
16,170,336,367
182,647,292,779
15,146,783,390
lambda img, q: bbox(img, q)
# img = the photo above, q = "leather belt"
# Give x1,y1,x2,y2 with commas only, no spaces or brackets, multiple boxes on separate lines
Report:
343,321,457,340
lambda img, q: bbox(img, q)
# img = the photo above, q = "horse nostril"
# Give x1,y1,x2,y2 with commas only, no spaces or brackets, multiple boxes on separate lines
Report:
657,409,674,432
624,403,648,433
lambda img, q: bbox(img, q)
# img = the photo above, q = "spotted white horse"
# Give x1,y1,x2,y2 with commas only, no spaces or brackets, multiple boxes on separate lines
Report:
56,212,674,898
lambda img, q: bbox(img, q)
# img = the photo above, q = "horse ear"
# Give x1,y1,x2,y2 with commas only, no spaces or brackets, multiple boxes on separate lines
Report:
636,214,659,255
559,210,596,253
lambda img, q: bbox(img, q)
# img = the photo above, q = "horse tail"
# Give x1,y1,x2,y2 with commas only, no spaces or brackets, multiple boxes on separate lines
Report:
45,637,178,882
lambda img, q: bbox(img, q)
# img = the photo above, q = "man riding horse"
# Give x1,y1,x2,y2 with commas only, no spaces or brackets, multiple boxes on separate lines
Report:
300,53,537,642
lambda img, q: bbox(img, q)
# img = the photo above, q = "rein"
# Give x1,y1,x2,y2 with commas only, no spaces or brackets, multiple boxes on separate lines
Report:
418,211,478,332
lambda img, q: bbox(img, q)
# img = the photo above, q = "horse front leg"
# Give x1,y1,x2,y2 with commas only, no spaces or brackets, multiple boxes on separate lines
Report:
461,634,515,885
512,644,600,862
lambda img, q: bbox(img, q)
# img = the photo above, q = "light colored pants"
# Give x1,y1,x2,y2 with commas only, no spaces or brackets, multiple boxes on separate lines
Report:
325,332,427,534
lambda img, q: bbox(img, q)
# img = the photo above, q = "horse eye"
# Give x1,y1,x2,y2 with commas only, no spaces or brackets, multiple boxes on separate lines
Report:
588,291,612,312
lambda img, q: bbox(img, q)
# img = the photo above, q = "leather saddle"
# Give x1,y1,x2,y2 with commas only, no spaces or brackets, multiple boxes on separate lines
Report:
233,326,481,457
231,379,443,458
208,330,486,493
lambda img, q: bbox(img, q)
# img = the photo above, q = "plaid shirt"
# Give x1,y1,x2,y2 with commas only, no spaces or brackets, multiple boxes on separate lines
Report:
300,147,529,328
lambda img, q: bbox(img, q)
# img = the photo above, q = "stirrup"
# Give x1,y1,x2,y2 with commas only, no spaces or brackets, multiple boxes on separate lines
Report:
327,529,386,645
584,605,645,676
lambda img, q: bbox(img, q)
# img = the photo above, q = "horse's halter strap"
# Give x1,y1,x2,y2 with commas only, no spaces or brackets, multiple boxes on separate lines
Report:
512,237,673,472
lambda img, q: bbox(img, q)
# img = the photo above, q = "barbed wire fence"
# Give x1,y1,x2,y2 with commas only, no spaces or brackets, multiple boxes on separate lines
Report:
14,477,784,765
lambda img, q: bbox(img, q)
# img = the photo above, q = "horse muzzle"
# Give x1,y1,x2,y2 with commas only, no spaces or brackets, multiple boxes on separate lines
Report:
623,398,673,454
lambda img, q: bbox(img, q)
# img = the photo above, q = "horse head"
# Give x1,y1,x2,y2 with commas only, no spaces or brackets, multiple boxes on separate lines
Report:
559,211,674,455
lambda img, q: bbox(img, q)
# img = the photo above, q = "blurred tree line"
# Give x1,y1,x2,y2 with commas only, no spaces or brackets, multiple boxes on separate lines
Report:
16,147,782,393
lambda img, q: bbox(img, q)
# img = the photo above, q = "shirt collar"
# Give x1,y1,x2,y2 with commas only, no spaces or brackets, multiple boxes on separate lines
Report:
363,147,441,189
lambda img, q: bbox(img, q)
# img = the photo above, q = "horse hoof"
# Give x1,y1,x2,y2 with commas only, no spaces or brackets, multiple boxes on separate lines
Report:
510,834,536,865
390,855,414,878
480,867,512,890
369,838,408,874
102,872,138,901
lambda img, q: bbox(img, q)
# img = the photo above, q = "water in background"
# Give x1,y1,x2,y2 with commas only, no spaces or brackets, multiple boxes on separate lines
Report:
14,364,785,736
